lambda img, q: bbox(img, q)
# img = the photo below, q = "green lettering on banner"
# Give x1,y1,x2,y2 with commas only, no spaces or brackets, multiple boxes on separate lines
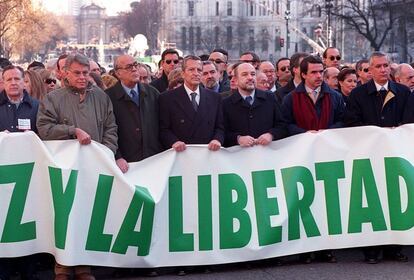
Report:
385,157,414,230
348,159,387,233
198,175,213,251
219,173,252,249
0,163,36,242
168,176,194,252
49,167,78,249
85,175,114,252
281,166,320,241
112,186,155,256
315,161,345,235
252,170,282,246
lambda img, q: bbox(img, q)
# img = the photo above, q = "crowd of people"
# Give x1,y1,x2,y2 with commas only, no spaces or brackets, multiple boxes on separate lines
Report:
1,45,414,280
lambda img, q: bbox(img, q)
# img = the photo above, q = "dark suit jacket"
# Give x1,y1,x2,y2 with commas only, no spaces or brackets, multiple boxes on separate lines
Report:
106,81,162,162
344,79,412,127
150,72,169,93
223,89,287,147
275,79,296,104
159,85,224,149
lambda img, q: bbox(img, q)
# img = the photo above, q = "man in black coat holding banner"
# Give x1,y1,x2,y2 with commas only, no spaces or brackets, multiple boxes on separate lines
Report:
344,51,412,264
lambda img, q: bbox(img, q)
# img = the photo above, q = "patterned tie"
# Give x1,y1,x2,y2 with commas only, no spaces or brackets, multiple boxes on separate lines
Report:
312,90,318,100
245,96,253,105
190,92,198,112
130,89,139,106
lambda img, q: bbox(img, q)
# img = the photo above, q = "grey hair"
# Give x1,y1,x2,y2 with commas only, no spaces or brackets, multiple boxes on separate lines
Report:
65,54,90,69
368,51,389,66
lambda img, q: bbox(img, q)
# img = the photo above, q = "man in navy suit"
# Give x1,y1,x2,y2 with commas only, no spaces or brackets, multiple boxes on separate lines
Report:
222,62,287,147
159,55,224,152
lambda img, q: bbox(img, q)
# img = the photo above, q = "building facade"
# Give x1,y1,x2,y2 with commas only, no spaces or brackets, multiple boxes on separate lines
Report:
158,0,327,61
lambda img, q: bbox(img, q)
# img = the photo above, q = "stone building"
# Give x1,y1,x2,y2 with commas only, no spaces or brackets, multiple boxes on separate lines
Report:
76,3,124,44
158,0,326,61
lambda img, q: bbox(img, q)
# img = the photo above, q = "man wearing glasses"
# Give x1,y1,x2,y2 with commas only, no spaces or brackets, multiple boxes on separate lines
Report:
208,50,230,92
356,59,372,85
106,55,162,173
37,54,118,280
151,48,180,93
322,47,341,69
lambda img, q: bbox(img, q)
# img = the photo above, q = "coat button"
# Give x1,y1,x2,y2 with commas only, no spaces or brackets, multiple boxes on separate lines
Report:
136,128,140,132
249,115,253,119
180,119,185,123
381,116,384,120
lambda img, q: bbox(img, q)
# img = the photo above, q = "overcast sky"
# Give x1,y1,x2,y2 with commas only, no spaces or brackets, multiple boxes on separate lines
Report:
36,0,136,16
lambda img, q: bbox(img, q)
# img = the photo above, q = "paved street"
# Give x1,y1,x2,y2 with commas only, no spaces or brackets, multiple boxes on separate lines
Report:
33,247,414,280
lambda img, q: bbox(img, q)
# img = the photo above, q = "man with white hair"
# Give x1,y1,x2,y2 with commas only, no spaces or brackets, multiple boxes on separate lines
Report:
394,63,414,92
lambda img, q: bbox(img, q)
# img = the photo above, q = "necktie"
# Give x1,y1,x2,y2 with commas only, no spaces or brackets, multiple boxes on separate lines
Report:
190,92,198,112
245,96,253,105
312,90,318,100
130,89,139,106
379,87,387,102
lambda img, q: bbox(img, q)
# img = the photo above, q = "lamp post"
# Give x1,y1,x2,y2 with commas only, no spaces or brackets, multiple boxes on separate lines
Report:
325,0,334,47
284,9,290,57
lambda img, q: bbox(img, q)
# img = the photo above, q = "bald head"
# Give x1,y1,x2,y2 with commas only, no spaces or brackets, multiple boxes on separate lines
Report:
323,67,340,90
395,63,414,92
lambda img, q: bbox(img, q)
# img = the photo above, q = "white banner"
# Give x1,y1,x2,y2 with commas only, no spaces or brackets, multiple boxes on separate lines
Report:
1,125,414,267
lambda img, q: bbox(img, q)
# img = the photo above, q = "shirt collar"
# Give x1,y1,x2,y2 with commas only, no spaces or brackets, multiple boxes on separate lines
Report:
304,85,320,95
184,83,200,96
374,81,389,92
239,90,255,100
121,82,139,96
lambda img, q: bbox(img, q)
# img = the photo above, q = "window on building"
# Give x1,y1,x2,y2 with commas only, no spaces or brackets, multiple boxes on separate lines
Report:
189,1,195,16
227,1,232,16
214,26,220,47
181,27,187,49
311,4,321,17
226,26,232,49
189,26,194,50
196,27,201,49
262,29,269,51
249,29,255,50
216,1,219,16
276,0,280,14
250,3,254,16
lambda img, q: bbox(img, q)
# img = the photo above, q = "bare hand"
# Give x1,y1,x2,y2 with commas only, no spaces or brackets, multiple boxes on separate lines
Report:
208,139,221,151
307,130,319,133
2,130,10,133
256,133,273,146
238,135,256,147
116,158,129,173
75,128,91,145
172,141,186,152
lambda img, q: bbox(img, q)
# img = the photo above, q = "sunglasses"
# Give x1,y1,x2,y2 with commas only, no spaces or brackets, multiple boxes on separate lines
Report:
362,68,369,73
209,59,225,64
279,66,289,72
45,78,57,84
165,59,179,65
329,56,341,61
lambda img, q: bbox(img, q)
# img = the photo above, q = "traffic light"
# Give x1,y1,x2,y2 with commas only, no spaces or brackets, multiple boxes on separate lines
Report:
280,38,285,47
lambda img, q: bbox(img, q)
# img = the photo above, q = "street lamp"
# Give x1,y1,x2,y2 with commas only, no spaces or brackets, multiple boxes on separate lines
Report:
325,0,334,47
284,9,290,57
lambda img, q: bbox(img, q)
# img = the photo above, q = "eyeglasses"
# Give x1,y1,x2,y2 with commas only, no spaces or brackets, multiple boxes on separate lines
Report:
240,59,255,63
209,59,225,64
68,70,89,77
45,78,57,84
329,56,341,61
279,66,290,72
165,59,179,65
117,62,139,71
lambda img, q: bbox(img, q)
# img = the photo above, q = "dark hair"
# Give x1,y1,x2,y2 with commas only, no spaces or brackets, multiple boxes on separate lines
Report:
337,68,356,82
212,48,229,58
202,60,218,71
0,57,12,69
182,55,202,71
56,54,68,71
240,51,260,63
199,54,210,61
2,65,24,78
290,52,309,74
322,47,340,59
300,55,323,80
161,48,179,61
275,57,289,71
27,61,45,70
355,59,369,71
